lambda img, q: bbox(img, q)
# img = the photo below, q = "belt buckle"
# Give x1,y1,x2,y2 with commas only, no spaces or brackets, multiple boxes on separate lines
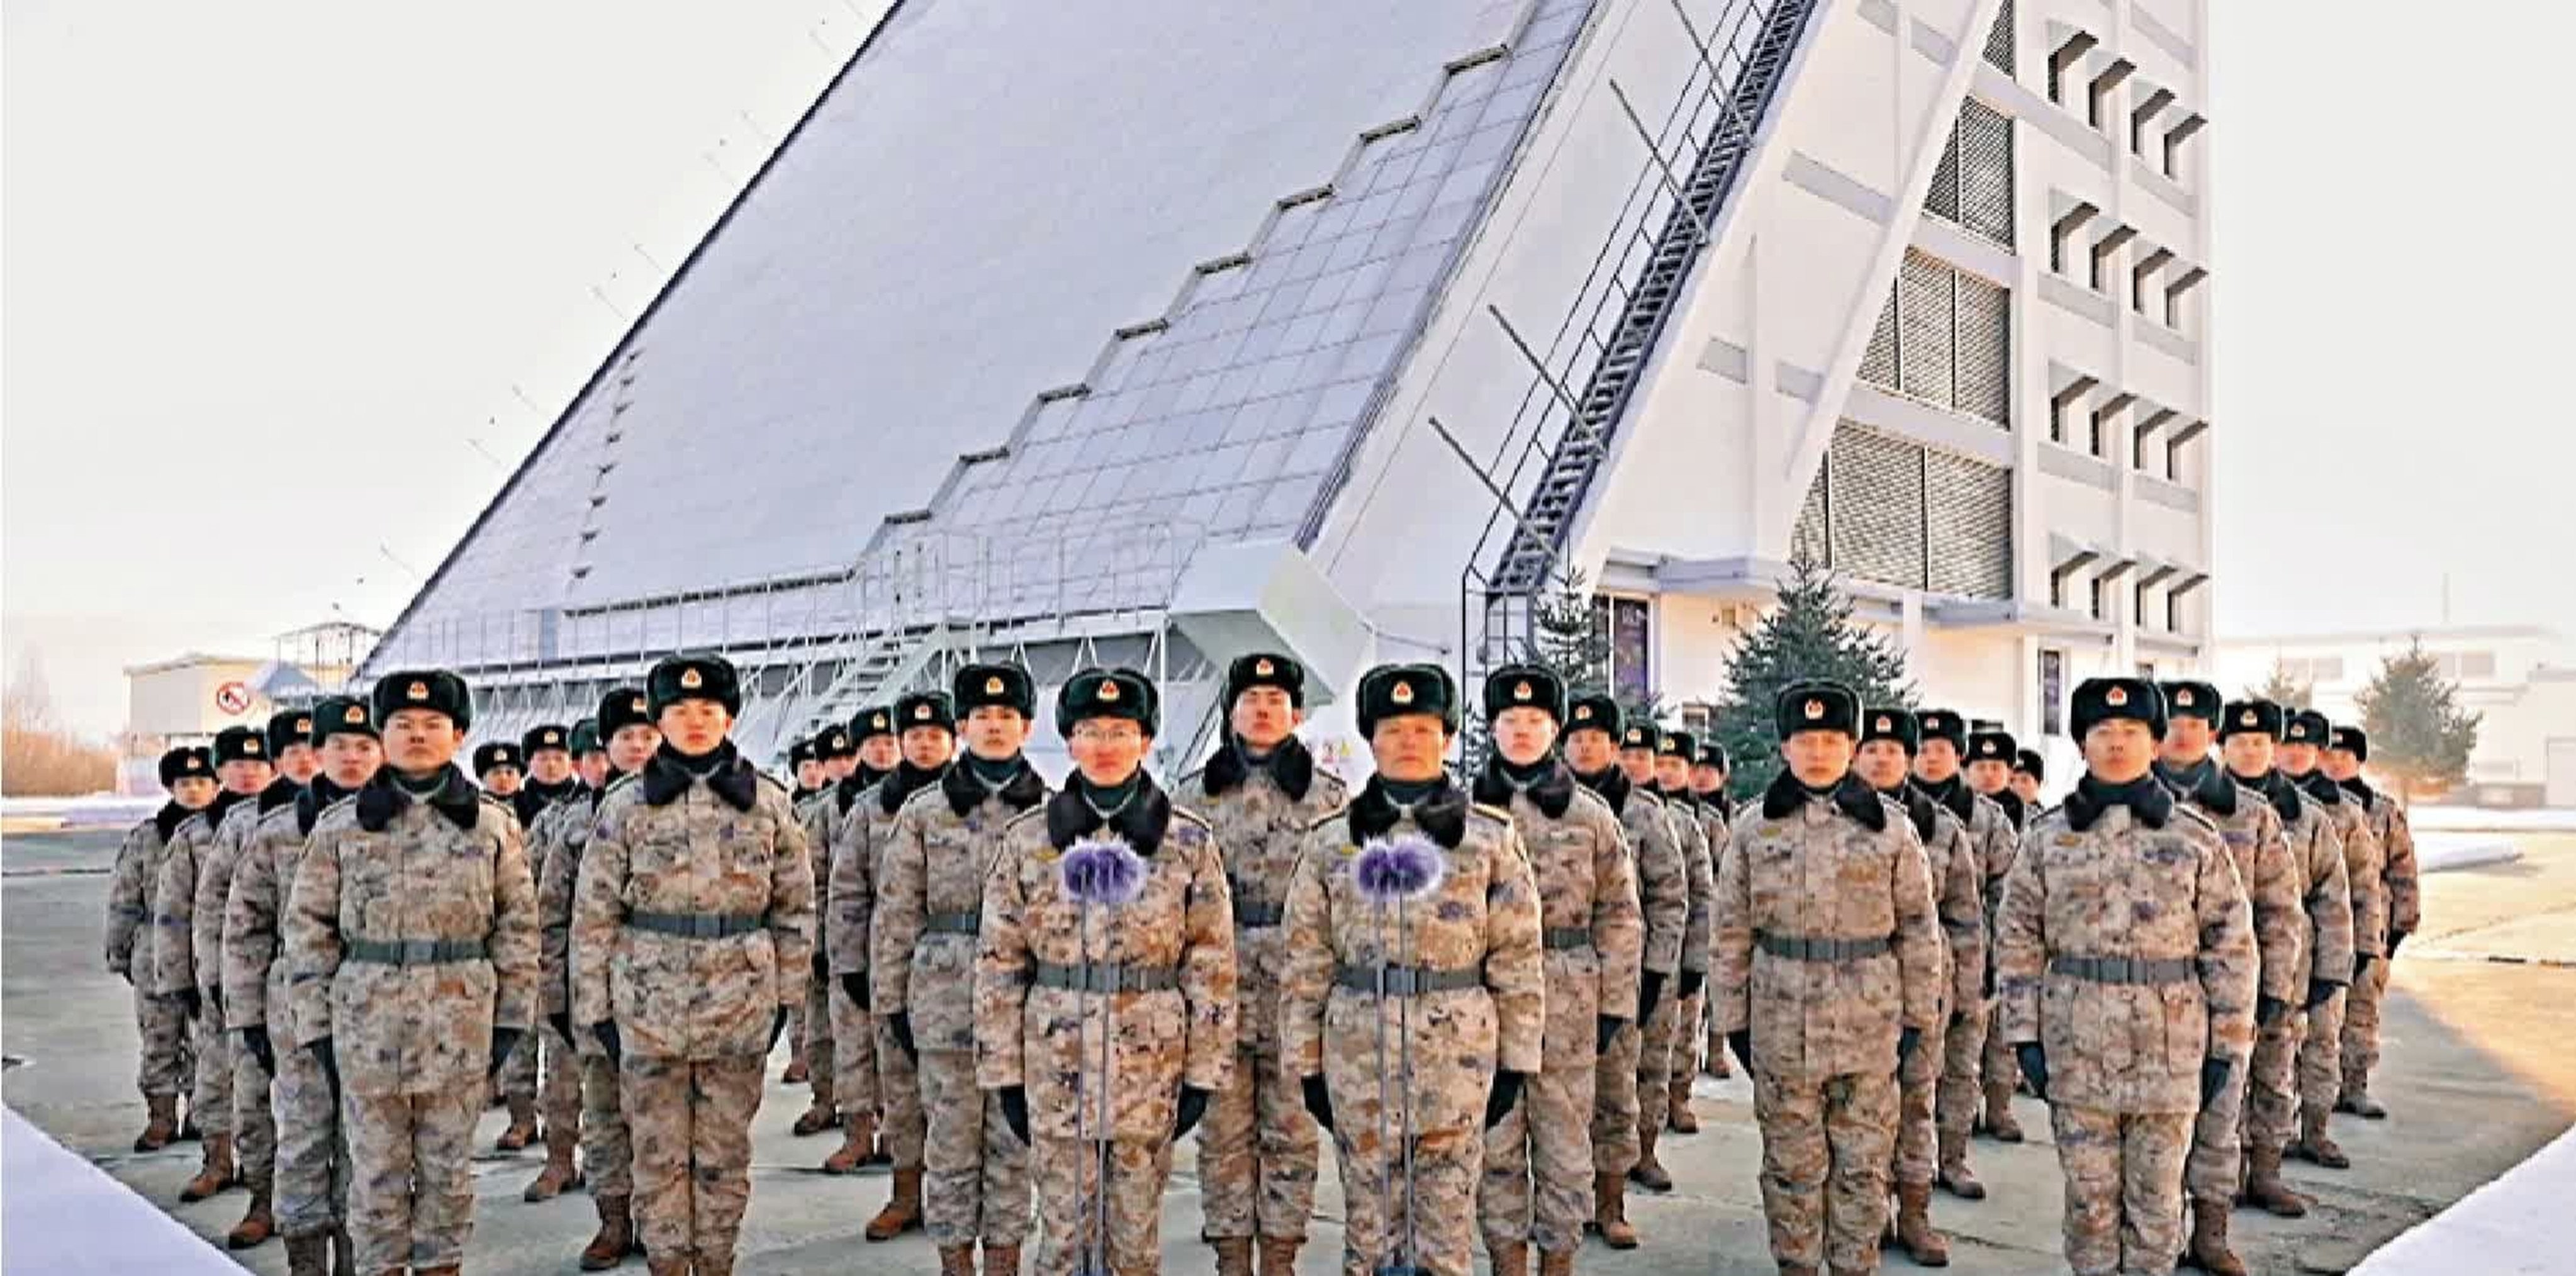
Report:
401,939,435,965
1096,965,1122,993
1384,967,1418,997
690,915,721,939
2102,957,2131,983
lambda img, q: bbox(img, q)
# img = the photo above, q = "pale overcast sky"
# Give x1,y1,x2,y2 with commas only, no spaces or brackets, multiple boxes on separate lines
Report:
6,2,2572,737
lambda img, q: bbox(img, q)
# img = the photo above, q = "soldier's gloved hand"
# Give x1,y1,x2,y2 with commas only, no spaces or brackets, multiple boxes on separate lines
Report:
1595,1016,1627,1055
2388,930,2409,959
2256,995,2289,1028
768,1007,790,1053
1483,1071,1527,1131
490,1027,524,1080
888,1011,916,1060
174,987,202,1020
204,984,223,1021
1637,970,1666,1022
840,972,869,1011
1172,1086,1212,1144
1898,1026,1921,1069
2354,953,2375,978
2198,1056,2231,1109
2014,1042,2047,1101
548,1012,574,1047
1300,1075,1335,1132
1676,969,1706,1000
1983,961,1997,999
997,1086,1030,1144
310,1036,340,1097
239,1025,275,1075
591,1020,622,1066
1727,1029,1753,1072
2304,978,2343,1011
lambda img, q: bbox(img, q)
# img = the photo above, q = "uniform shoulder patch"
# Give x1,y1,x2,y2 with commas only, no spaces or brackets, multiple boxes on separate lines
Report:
1469,802,1514,827
1303,809,1348,835
2170,805,2222,839
755,770,790,796
1168,803,1214,836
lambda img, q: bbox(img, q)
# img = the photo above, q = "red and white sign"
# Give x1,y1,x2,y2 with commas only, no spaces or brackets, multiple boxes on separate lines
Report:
214,681,252,715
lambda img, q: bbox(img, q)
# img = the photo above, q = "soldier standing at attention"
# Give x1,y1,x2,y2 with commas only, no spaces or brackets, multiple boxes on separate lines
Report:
495,723,578,1152
2277,710,2382,1172
230,697,380,1275
787,721,858,1121
1470,664,1640,1276
474,741,525,800
1652,729,1720,1133
1854,707,1984,1264
573,655,814,1276
1689,742,1736,1083
287,670,540,1276
978,667,1238,1276
800,708,893,1170
829,693,957,1223
206,708,320,1249
1912,708,2022,1150
157,722,274,1205
2151,682,2302,1275
517,717,602,1206
876,663,1050,1276
2012,750,2050,817
1618,720,1708,1196
1963,730,2028,834
1995,678,2256,1276
109,747,216,1151
1181,654,1347,1276
1566,695,1686,1252
1714,681,1943,1276
1280,663,1543,1276
788,736,825,805
2323,726,2418,1121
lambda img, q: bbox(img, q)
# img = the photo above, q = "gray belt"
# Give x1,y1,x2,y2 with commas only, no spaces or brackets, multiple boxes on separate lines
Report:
1033,961,1179,994
2051,955,2193,985
1234,902,1284,928
1543,927,1593,951
923,912,980,935
1757,933,1891,961
627,910,764,940
346,937,486,966
1335,964,1480,996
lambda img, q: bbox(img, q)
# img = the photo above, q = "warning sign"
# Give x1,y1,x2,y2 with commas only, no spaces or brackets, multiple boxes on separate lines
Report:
215,681,253,715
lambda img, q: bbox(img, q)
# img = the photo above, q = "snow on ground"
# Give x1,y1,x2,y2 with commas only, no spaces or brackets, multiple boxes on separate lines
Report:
3,1106,244,1274
2353,1122,2576,1275
2412,805,2576,833
2417,831,2523,873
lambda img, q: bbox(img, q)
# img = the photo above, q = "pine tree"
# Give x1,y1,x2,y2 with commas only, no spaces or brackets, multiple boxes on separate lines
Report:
2354,641,2481,800
2246,659,2314,710
1709,554,1915,799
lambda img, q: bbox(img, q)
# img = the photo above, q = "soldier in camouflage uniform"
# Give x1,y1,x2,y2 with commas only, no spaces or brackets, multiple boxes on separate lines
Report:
157,722,274,1204
474,740,525,798
2278,710,2383,1171
2012,749,2049,815
1964,729,2031,835
1913,708,2026,1151
2153,683,2302,1275
517,717,602,1207
978,668,1238,1276
1714,681,1944,1276
230,697,379,1275
1689,741,1735,1083
1996,678,2258,1276
2324,725,2419,1121
788,721,858,1126
202,708,320,1248
1854,707,1984,1266
829,695,953,1224
788,736,824,804
1618,720,1709,1196
1181,654,1347,1276
1280,663,1543,1276
574,655,814,1276
801,707,892,1168
1470,665,1640,1276
109,746,216,1152
288,670,540,1276
877,663,1050,1275
548,690,661,1268
1564,695,1686,1251
495,723,580,1151
1652,729,1721,1134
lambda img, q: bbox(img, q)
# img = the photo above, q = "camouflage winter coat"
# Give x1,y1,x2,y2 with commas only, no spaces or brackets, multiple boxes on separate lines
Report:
872,761,1049,1053
1175,738,1349,1053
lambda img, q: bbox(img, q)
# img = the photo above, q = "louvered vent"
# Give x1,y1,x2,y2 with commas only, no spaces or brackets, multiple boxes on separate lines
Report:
1984,0,2015,74
1860,252,2010,430
1828,425,1926,585
1801,423,2013,600
1953,272,2010,425
1898,253,1955,406
1956,99,2015,247
1925,449,2012,598
1792,458,1831,564
1861,293,1900,389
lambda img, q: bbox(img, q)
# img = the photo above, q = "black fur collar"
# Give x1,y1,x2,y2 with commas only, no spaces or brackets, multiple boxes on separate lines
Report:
836,764,888,815
1693,788,1735,822
1472,756,1575,819
2233,768,2305,825
2338,775,2379,812
2154,758,2237,818
356,765,483,833
1044,773,1172,855
1201,734,1318,803
1760,770,1888,832
2292,770,2343,807
513,776,580,829
1349,772,1467,849
297,775,355,836
1991,786,2028,831
1882,783,1938,842
1913,774,1976,827
941,756,1046,817
878,760,946,815
2063,773,2174,832
641,741,758,812
1571,765,1634,817
199,788,250,835
257,775,303,815
153,801,193,842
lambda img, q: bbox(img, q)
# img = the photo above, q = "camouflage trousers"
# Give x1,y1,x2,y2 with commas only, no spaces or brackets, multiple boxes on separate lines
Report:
873,1016,925,1168
1326,1117,1479,1276
2241,1015,2301,1158
783,1000,807,1072
273,1041,349,1239
133,983,191,1099
1033,1136,1173,1275
1893,1013,1947,1187
621,1053,765,1263
1753,1070,1895,1272
1199,1041,1319,1241
2048,1105,2190,1276
234,1039,276,1188
1670,989,1706,1080
1589,1014,1644,1174
2342,956,2390,1094
580,1048,632,1197
496,1016,538,1100
2185,1049,2254,1204
2298,988,2347,1111
826,979,876,1117
188,1006,233,1136
800,973,837,1112
1633,985,1684,1142
1479,1051,1597,1252
534,1024,581,1148
920,1048,1030,1245
342,1087,482,1271
1937,998,1990,1142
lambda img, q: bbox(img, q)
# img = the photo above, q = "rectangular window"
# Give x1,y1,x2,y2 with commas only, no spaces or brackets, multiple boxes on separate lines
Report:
2049,396,2068,445
2137,659,2157,680
2461,651,2497,678
2166,591,2183,633
1591,595,1655,705
2135,581,2151,627
2041,649,2067,735
2313,656,2346,684
2049,573,2066,608
2088,577,2108,620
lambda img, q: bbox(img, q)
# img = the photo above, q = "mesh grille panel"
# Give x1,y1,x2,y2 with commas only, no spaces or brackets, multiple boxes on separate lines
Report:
1861,290,1900,390
1925,449,2012,598
1956,99,2015,247
1898,252,1955,408
1792,457,1831,565
1828,424,1925,587
1984,0,2015,74
1953,272,2010,427
1927,129,1963,225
